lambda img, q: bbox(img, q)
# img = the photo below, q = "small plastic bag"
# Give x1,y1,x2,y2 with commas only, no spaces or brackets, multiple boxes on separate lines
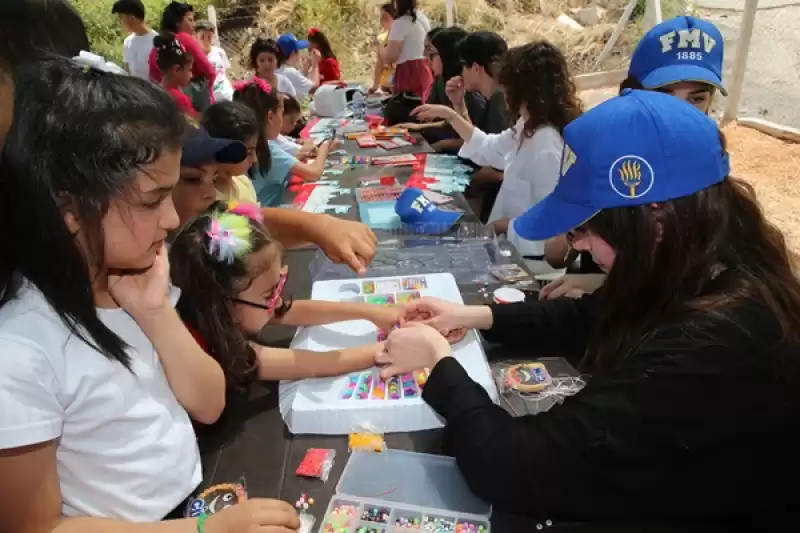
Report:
185,477,248,517
296,448,336,482
348,432,386,453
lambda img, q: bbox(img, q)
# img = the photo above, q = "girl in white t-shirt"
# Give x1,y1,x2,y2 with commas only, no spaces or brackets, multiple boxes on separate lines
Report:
381,0,433,99
411,41,584,275
0,58,299,531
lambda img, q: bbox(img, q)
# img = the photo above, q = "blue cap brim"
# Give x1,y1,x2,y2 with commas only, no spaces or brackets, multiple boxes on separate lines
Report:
296,40,309,49
181,138,247,167
403,211,462,235
513,196,599,242
640,64,727,96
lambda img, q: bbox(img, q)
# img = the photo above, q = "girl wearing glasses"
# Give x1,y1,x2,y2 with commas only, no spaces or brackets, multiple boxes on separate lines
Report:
169,202,404,397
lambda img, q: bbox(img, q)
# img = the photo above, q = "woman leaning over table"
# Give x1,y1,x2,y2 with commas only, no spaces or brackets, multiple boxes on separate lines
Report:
382,91,800,524
412,41,582,275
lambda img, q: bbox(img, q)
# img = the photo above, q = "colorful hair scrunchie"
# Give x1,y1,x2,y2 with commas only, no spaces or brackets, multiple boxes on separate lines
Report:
206,212,253,264
308,27,319,36
228,201,264,224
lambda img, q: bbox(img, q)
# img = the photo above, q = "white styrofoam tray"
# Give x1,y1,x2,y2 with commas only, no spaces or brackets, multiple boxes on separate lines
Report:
279,273,498,435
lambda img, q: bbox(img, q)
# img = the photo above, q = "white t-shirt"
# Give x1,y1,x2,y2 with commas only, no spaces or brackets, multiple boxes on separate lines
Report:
416,10,432,33
276,73,297,97
388,13,427,64
276,65,313,101
123,31,157,80
460,120,565,272
208,46,234,101
275,134,301,155
0,281,201,521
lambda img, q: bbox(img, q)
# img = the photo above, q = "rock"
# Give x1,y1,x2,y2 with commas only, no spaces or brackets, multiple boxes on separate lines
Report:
573,5,606,26
556,14,585,31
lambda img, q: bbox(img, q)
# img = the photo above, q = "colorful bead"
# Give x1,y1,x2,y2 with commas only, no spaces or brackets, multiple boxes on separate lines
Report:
361,506,390,523
455,522,487,533
422,516,455,533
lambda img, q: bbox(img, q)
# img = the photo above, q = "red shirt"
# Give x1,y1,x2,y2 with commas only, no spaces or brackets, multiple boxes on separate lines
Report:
166,86,197,118
148,32,216,98
318,57,341,83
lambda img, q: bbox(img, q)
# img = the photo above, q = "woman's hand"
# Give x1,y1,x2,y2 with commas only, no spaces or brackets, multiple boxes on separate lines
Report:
445,76,466,107
376,323,451,379
310,48,322,65
402,297,491,335
205,498,300,533
108,244,171,323
539,274,606,300
411,104,456,123
365,304,405,333
393,122,423,131
296,140,318,160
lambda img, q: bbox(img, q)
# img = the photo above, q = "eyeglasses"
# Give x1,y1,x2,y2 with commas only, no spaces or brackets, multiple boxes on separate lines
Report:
230,267,288,312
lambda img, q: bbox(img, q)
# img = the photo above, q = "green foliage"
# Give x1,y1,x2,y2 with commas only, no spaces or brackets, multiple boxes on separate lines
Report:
70,0,218,63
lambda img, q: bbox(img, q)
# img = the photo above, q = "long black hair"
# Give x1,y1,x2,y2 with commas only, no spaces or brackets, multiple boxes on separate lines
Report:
233,80,282,174
430,26,468,82
202,101,260,143
161,1,193,33
307,29,337,60
0,57,185,368
171,202,288,388
0,0,90,65
393,0,417,21
587,171,800,370
154,32,192,73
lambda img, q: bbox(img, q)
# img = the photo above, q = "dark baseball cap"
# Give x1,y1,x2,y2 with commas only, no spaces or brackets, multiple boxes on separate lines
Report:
181,125,248,167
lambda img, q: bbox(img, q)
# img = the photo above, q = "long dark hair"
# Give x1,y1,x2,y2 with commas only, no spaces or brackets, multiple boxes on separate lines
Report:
171,202,287,388
0,57,184,368
202,101,260,143
160,1,193,33
0,0,90,65
380,2,396,17
233,80,282,173
154,32,192,73
497,41,583,137
431,27,468,82
307,29,336,60
587,172,800,370
393,0,417,21
249,37,282,69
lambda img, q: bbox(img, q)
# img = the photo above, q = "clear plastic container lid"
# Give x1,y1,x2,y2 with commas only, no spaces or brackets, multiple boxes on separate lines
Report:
335,450,491,517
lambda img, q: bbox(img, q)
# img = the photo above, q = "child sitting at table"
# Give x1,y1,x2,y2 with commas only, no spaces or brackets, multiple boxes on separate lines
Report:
169,202,402,391
274,92,317,159
153,32,197,117
233,77,336,206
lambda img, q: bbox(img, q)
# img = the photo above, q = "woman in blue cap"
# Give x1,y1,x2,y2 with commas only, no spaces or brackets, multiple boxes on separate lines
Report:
379,90,800,524
544,15,727,294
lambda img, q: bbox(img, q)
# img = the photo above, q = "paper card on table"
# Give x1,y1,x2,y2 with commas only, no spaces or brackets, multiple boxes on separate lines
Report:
362,281,376,294
401,277,428,290
366,293,396,305
374,280,401,293
423,191,454,205
396,291,421,304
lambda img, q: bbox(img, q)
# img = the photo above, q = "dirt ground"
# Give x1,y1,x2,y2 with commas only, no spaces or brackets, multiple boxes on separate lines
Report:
723,124,800,252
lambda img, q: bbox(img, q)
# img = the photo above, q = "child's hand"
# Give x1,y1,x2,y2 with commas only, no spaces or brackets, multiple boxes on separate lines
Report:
376,323,451,379
108,244,171,323
367,304,405,333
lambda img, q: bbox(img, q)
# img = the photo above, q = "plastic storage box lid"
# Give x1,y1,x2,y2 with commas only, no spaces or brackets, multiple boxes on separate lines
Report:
335,449,492,516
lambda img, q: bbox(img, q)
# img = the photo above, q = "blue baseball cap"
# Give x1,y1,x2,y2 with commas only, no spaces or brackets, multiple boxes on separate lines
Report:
181,126,247,167
277,34,309,58
513,90,730,241
630,16,726,95
395,188,463,235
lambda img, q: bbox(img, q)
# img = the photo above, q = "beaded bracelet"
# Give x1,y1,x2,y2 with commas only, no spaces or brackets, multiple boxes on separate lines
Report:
197,512,208,533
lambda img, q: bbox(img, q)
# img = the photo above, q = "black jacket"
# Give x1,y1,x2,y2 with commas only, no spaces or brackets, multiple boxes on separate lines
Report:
422,293,800,522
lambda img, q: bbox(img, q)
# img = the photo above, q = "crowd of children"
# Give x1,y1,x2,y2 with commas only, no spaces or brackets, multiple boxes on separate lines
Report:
1,0,799,529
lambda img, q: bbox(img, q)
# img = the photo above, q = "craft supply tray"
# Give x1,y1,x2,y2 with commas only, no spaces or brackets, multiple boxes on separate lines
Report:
319,450,491,532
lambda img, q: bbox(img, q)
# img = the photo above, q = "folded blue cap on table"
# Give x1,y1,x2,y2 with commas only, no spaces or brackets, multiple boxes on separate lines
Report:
513,89,730,241
395,188,462,235
630,15,726,95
